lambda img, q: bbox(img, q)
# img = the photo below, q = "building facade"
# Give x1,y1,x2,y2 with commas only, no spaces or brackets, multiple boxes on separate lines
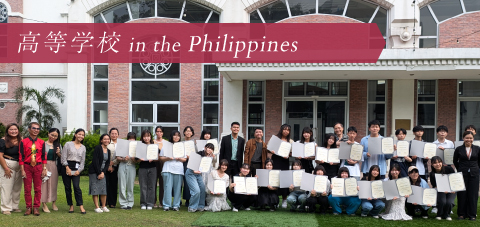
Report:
0,0,479,145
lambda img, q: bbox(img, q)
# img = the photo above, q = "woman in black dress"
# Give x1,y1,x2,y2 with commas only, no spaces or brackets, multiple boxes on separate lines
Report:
257,159,279,211
269,124,293,209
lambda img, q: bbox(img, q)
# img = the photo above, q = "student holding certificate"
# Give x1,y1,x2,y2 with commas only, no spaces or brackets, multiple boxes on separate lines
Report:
429,156,455,220
380,163,412,221
257,159,279,211
360,165,385,218
227,163,256,212
159,130,187,211
361,120,392,179
185,143,215,212
286,160,307,212
182,126,195,207
327,167,361,216
305,165,330,214
153,126,165,209
340,127,362,181
410,126,428,181
316,133,339,180
205,159,231,212
454,131,479,221
390,129,412,177
137,130,158,210
117,132,137,210
269,124,293,208
297,127,315,174
405,166,430,218
88,134,111,213
105,128,119,209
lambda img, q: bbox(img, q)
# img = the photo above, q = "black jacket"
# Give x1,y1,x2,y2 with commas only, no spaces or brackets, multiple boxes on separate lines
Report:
453,145,480,177
219,134,245,167
88,145,111,176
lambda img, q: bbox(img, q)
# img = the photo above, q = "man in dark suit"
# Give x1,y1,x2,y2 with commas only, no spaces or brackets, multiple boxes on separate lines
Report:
220,122,245,178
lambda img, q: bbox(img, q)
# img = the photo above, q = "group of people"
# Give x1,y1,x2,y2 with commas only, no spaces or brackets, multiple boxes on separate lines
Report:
0,120,478,222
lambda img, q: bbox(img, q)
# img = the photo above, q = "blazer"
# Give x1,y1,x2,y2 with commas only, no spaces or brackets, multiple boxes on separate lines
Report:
88,145,111,176
243,138,268,167
219,134,245,167
453,145,480,177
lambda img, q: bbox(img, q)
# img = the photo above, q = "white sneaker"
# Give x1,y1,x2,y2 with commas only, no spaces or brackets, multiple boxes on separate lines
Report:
232,208,238,212
94,208,103,213
282,200,287,209
141,206,146,210
373,216,379,219
446,217,452,221
147,207,153,210
361,214,368,217
102,207,110,212
245,208,251,211
435,217,441,220
431,208,438,214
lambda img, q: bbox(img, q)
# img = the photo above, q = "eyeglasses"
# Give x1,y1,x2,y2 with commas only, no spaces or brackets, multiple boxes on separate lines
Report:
31,127,41,131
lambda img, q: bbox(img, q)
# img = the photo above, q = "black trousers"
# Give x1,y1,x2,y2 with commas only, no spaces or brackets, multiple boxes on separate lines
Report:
105,166,118,206
406,203,428,217
62,166,83,206
226,161,239,180
436,192,455,218
306,196,329,213
457,172,479,219
251,162,262,177
154,161,164,204
227,192,255,209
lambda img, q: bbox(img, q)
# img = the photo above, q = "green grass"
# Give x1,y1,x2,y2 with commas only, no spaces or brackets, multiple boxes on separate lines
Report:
2,177,480,227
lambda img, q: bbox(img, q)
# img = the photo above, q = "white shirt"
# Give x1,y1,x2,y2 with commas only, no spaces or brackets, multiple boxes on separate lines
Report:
340,141,362,177
433,139,454,149
160,148,184,175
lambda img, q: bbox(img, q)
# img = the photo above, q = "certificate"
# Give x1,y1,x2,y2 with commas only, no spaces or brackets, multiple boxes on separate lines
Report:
407,186,423,204
443,148,454,165
328,149,340,163
269,170,280,187
382,137,394,154
435,174,451,192
371,180,385,199
146,144,159,160
350,144,363,161
367,137,382,155
293,170,303,187
448,172,466,192
128,141,137,157
213,180,226,194
173,142,185,158
234,176,246,194
314,175,328,193
396,177,413,196
199,157,213,173
357,181,371,199
338,142,352,160
184,140,196,156
422,188,437,206
135,142,147,160
267,135,291,158
396,140,410,157
114,139,130,157
331,178,345,197
410,140,425,157
345,178,358,196
187,152,212,173
292,142,316,158
383,180,400,200
315,147,328,162
423,143,437,159
277,142,292,158
304,143,315,157
245,177,258,195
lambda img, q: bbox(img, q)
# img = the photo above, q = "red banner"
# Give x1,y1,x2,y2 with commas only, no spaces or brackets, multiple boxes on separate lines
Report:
0,23,385,63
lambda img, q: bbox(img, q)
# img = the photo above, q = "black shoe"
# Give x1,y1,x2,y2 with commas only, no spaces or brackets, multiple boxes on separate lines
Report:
81,211,86,214
458,216,465,220
68,211,74,213
164,208,170,211
127,207,132,210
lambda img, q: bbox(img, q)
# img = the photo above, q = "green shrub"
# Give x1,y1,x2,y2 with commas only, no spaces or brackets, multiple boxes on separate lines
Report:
0,122,5,138
60,129,101,176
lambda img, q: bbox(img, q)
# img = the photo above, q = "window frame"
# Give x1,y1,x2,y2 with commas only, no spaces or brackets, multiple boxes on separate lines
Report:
201,63,220,139
417,79,437,142
247,80,266,140
366,80,387,136
456,80,480,140
91,63,109,134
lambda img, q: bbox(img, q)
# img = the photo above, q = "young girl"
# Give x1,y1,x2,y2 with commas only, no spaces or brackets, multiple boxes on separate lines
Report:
269,124,293,209
88,134,111,213
257,159,279,211
360,165,385,218
227,163,256,212
406,166,431,218
138,130,157,210
185,143,215,212
316,133,339,180
205,159,230,212
298,127,315,174
117,132,137,210
159,130,187,211
0,123,23,215
305,165,330,214
286,160,307,212
154,126,164,209
380,163,412,220
41,128,62,213
429,156,455,220
200,129,212,140
182,126,195,207
327,167,361,216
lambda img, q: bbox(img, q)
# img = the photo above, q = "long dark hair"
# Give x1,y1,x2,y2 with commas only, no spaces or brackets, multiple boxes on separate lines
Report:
291,159,302,169
276,124,291,141
367,165,381,181
4,123,22,148
323,133,337,148
200,128,211,140
48,128,61,149
140,130,154,144
217,159,229,170
72,128,85,144
169,130,181,143
337,167,350,178
264,158,274,169
430,156,445,174
183,126,195,137
408,168,421,186
388,163,401,180
99,133,110,145
300,127,314,143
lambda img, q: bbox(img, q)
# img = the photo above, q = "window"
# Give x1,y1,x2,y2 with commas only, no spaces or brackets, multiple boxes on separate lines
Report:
458,80,480,140
367,80,386,136
318,0,347,15
92,64,109,134
129,0,156,19
284,82,348,97
202,64,220,139
0,3,8,23
103,3,131,23
417,80,436,142
289,0,316,16
247,81,265,140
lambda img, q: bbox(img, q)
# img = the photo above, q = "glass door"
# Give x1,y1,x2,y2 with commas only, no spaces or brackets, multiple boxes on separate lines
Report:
316,101,346,145
285,100,314,142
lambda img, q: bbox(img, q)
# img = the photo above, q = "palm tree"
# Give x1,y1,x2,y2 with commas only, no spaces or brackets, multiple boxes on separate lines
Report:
14,86,65,131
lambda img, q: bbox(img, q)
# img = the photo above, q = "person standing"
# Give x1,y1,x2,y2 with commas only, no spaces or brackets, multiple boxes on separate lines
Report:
154,126,164,208
298,127,315,174
117,132,137,210
316,133,339,180
160,130,186,211
244,127,268,176
19,122,46,216
182,126,195,207
137,130,157,210
89,134,111,213
105,128,119,208
41,128,62,213
334,123,348,147
361,120,392,179
0,123,23,215
269,124,293,209
219,122,245,179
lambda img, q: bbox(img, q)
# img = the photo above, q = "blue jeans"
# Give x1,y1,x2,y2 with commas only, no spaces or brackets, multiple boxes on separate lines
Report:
328,195,361,215
185,168,206,210
361,199,385,216
162,172,183,209
287,191,307,211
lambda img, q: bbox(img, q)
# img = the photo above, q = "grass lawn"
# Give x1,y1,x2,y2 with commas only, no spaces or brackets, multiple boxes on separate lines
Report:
1,176,479,227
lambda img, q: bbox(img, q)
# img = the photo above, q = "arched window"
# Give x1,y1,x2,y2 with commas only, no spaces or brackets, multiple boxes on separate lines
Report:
419,0,480,48
0,2,8,23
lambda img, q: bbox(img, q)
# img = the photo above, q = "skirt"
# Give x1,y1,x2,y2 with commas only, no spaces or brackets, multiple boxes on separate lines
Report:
89,173,107,195
41,160,58,202
257,187,279,208
271,155,290,197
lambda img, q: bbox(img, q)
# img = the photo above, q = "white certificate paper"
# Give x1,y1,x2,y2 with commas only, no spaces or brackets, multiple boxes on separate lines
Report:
314,175,328,193
443,148,454,165
234,176,246,194
345,178,358,196
396,177,413,196
173,142,185,158
396,141,410,157
328,149,340,163
423,143,437,159
207,139,220,155
293,170,303,187
146,144,159,160
371,180,385,199
422,188,437,206
128,141,137,158
269,170,280,187
304,143,316,157
316,147,328,162
184,140,196,156
350,144,363,161
267,135,291,158
213,180,226,194
277,142,292,158
245,177,258,195
199,157,213,173
331,178,345,197
382,137,394,154
435,174,451,193
448,172,466,192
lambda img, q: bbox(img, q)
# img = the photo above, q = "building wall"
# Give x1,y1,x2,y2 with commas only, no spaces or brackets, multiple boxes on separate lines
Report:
349,80,368,142
265,80,282,143
179,63,202,140
107,63,129,138
439,11,480,48
437,79,457,141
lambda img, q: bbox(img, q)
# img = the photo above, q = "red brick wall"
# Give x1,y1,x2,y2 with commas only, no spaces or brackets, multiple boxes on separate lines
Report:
108,63,129,138
265,80,282,143
349,80,367,142
437,79,457,141
179,63,202,140
5,0,22,13
387,79,392,137
439,11,480,48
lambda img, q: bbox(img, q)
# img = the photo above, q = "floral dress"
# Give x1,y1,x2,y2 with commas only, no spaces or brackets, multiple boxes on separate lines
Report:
205,170,231,212
380,196,412,220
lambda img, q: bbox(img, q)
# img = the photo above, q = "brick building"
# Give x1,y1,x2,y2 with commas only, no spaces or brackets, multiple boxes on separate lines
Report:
0,0,479,145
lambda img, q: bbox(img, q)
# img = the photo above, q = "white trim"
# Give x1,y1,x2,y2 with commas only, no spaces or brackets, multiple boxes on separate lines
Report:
460,0,466,13
100,12,107,23
246,80,266,140
369,6,380,23
343,0,350,17
427,5,439,24
205,10,213,23
201,63,220,138
257,9,265,23
180,0,186,20
126,1,133,21
155,0,158,17
285,0,292,18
